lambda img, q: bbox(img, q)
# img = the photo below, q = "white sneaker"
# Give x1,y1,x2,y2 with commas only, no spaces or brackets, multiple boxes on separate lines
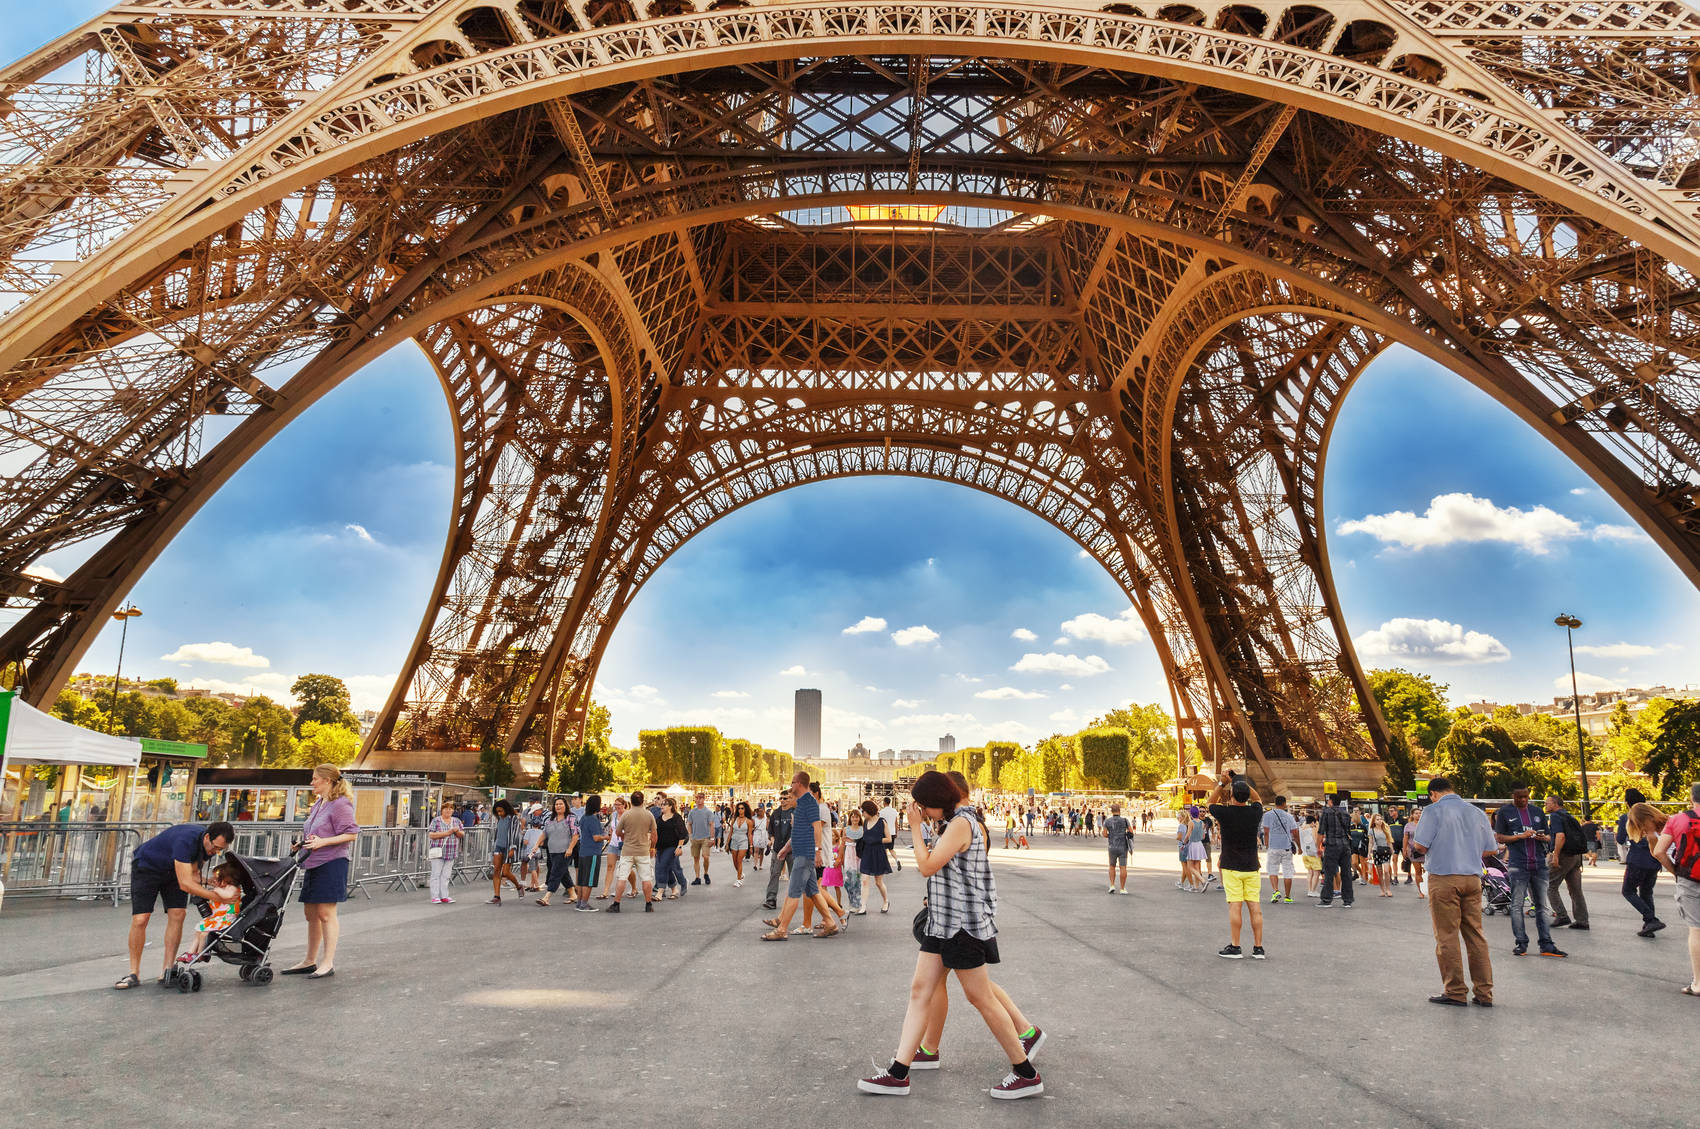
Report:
1307,890,1320,897
1108,886,1117,894
734,879,743,887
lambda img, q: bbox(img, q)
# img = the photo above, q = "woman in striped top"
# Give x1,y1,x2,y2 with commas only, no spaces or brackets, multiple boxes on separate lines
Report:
858,770,1044,1101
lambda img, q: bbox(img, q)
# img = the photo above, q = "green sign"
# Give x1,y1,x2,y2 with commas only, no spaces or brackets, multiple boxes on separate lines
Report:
139,737,207,759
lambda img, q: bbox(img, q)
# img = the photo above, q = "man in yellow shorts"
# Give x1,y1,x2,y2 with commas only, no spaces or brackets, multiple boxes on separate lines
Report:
1208,771,1268,959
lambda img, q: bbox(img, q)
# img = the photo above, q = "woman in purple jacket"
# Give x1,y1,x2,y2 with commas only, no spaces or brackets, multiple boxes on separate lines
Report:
283,764,359,980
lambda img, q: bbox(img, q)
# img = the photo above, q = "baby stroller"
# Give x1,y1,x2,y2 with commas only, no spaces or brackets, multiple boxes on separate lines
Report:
1480,856,1512,916
166,848,306,993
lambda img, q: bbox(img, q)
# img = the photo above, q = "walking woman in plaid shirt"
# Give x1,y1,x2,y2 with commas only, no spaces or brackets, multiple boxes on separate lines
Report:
426,800,465,904
858,770,1045,1101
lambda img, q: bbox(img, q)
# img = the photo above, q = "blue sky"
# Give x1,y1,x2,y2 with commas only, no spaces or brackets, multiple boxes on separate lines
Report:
8,7,1698,754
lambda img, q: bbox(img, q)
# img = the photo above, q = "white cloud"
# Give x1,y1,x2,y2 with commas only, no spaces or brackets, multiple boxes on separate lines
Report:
1569,487,1590,496
824,705,885,731
779,665,807,677
183,672,294,699
975,686,1047,701
1076,549,1091,559
842,616,887,635
1571,641,1662,659
712,689,750,699
1060,608,1146,646
1558,672,1624,694
159,641,271,669
892,698,923,709
628,684,661,700
862,686,881,693
21,563,62,583
891,711,978,728
344,523,376,544
1011,628,1038,642
1010,652,1113,677
1052,637,1070,646
1337,492,1582,554
954,674,983,684
1592,523,1645,543
891,625,940,647
1059,684,1074,692
1353,618,1510,664
341,674,400,712
1048,708,1081,724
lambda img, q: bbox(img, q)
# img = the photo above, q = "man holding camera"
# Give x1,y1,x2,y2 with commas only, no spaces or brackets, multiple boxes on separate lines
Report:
1208,771,1266,959
1492,785,1567,958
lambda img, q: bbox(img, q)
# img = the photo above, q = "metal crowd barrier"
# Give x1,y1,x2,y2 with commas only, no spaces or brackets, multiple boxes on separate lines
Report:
0,822,170,905
4,818,503,906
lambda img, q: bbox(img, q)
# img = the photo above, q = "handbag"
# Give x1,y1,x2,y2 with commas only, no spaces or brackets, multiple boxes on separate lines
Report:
427,845,444,860
911,904,930,945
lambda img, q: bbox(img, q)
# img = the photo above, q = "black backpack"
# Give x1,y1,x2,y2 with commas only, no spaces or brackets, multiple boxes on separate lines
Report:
1555,812,1586,856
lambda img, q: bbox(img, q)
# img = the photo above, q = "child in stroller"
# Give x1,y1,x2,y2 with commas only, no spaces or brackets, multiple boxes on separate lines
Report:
1480,854,1513,916
177,862,242,963
165,849,306,993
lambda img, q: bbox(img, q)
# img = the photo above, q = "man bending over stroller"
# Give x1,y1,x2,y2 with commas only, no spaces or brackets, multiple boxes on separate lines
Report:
115,821,236,989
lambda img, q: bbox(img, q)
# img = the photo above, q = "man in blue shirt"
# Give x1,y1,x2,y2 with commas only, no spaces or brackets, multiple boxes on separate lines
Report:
1492,785,1566,958
117,821,235,990
1411,777,1499,1006
761,770,840,939
688,792,716,886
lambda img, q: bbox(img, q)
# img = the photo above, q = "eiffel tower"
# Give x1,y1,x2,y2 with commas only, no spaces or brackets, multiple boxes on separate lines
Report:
4,0,1699,789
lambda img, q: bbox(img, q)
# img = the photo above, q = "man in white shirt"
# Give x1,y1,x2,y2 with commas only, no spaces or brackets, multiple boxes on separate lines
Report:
879,802,901,870
1260,796,1300,903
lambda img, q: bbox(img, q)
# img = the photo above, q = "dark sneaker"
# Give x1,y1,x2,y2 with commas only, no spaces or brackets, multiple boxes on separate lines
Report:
1646,920,1668,936
644,901,654,913
607,901,621,913
1020,1027,1046,1059
1512,943,1526,956
990,1071,1044,1100
1341,902,1353,909
857,1071,909,1096
691,878,702,886
1428,995,1468,1007
1218,944,1243,959
1550,917,1572,928
703,875,712,885
1567,922,1590,930
911,1049,941,1071
1471,997,1493,1007
1251,946,1266,960
1539,946,1567,958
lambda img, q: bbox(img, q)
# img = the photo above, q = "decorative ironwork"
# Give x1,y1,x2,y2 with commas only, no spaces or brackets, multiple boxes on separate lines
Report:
5,1,1700,779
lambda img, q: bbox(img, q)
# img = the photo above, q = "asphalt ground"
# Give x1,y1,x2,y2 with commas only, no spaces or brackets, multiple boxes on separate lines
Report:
0,825,1691,1128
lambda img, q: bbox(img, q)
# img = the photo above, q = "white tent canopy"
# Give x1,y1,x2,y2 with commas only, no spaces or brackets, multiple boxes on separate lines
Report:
0,690,142,769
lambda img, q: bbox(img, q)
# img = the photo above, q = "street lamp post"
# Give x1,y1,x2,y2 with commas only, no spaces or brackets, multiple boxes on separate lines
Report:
107,602,143,733
1554,613,1591,821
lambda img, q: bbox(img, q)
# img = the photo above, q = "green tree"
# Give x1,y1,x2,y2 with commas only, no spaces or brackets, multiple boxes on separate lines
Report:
1079,728,1133,790
986,741,1022,789
1092,703,1179,788
638,730,675,781
145,677,178,693
1380,726,1420,794
1643,698,1700,799
1432,715,1527,796
1367,669,1452,750
290,673,359,737
665,727,722,785
475,738,516,787
286,721,360,768
51,688,110,732
1036,734,1077,793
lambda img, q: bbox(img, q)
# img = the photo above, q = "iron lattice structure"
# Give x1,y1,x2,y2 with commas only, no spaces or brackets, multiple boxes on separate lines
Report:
5,0,1700,782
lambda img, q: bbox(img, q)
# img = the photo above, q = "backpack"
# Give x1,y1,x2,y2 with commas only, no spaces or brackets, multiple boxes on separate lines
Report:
1555,812,1586,857
1671,812,1700,883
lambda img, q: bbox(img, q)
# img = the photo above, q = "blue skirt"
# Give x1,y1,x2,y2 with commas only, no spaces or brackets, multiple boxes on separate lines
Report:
299,857,350,904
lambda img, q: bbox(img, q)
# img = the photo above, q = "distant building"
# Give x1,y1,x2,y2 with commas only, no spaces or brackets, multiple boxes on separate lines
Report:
848,741,872,761
1468,685,1699,738
794,688,822,762
939,733,956,754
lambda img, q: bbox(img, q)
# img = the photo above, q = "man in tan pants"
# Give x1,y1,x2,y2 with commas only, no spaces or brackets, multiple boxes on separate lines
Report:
1410,776,1500,1007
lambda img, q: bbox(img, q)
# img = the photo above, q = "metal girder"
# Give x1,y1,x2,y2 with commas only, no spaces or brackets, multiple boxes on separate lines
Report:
6,2,1700,777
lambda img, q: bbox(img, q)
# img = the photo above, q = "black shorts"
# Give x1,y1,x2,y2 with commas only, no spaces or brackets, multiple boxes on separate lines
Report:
130,867,186,914
576,854,602,888
919,929,1001,970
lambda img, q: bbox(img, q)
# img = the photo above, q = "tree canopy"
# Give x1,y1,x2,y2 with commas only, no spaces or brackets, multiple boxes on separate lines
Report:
1367,669,1452,750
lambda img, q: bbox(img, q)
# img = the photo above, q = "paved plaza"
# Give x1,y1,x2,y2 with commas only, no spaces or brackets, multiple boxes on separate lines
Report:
2,827,1691,1128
